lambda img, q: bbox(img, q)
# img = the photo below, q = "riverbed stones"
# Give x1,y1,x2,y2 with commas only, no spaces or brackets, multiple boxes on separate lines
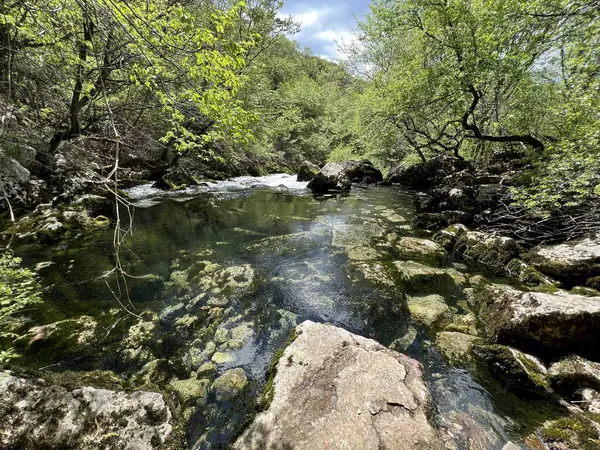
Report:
455,231,519,273
307,162,352,193
234,320,442,449
0,370,173,449
296,161,320,182
393,260,456,292
435,332,482,365
474,284,600,358
407,294,451,329
211,368,247,401
168,377,209,405
526,233,600,283
393,237,446,264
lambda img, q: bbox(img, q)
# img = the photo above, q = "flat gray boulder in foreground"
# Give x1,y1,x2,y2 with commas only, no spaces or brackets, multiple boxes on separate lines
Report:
234,320,441,450
0,371,173,449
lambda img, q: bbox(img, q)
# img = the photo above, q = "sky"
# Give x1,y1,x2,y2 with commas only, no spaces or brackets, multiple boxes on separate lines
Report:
278,0,372,60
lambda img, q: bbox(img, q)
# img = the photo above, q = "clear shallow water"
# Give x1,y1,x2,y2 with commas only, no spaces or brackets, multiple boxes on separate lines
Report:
13,175,556,449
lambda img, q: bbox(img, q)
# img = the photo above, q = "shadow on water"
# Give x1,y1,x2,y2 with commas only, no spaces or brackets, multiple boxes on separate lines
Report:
11,175,561,449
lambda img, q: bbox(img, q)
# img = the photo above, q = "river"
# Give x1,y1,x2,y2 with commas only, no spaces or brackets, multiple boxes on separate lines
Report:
14,174,558,449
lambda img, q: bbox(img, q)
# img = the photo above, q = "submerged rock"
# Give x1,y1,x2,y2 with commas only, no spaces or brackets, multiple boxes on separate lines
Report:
307,162,352,193
474,284,600,358
296,161,320,182
0,370,173,449
211,368,247,401
234,321,442,449
435,332,482,365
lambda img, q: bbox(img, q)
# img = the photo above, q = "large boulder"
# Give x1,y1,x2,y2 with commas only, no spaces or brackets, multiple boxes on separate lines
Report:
0,149,31,208
234,321,442,449
385,155,472,189
339,160,383,184
474,284,600,359
296,161,320,182
307,163,352,193
526,233,600,285
0,370,173,449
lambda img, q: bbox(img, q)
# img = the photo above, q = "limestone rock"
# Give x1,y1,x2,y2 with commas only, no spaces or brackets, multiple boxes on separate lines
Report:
548,356,600,396
472,344,552,397
474,284,600,358
505,258,558,288
407,294,451,329
0,371,173,449
455,231,519,273
385,154,472,189
296,161,320,182
234,321,442,449
393,260,456,292
393,237,446,265
307,163,352,193
338,160,383,184
435,332,482,365
433,224,469,252
527,234,600,284
412,211,474,231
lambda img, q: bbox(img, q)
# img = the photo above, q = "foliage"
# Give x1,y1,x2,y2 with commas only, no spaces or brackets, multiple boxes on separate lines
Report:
348,0,600,208
0,251,42,363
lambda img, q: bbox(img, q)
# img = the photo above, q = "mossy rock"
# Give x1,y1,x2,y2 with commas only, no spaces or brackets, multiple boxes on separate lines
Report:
407,294,451,329
211,368,247,401
436,332,482,365
393,237,447,265
473,344,553,397
168,377,210,405
393,260,457,293
455,231,519,274
506,258,559,288
539,413,600,450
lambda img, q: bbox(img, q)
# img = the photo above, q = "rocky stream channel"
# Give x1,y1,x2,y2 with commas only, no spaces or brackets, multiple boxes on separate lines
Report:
2,173,600,449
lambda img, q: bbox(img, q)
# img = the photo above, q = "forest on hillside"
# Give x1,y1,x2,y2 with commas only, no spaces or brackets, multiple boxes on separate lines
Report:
0,0,598,208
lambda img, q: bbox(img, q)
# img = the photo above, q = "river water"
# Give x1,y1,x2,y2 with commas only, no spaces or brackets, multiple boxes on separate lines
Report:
14,174,558,449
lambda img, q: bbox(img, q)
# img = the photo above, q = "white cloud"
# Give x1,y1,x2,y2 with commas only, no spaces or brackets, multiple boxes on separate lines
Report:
295,11,320,27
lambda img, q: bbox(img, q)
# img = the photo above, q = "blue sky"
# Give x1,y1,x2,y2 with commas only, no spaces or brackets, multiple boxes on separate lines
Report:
279,0,372,60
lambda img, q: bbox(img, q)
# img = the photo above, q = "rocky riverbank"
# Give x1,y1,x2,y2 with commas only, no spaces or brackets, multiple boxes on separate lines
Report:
1,159,600,449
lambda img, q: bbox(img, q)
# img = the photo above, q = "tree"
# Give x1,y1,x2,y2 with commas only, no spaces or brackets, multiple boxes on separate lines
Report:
1,0,257,158
353,0,568,160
